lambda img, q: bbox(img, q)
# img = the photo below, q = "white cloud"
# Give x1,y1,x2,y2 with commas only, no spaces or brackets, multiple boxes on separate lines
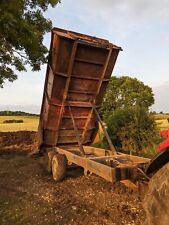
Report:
84,0,169,20
152,83,169,113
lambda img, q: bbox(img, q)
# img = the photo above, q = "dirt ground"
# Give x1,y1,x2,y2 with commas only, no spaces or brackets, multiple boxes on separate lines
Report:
0,131,145,225
0,131,38,154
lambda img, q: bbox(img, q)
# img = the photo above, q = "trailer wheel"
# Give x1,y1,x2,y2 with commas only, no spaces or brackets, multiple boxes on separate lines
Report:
52,154,67,182
144,162,169,225
47,150,57,173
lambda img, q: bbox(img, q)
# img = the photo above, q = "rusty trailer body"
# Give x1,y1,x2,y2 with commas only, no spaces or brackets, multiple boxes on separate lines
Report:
38,27,149,183
39,27,121,148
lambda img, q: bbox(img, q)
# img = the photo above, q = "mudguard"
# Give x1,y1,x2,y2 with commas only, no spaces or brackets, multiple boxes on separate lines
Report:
146,147,169,175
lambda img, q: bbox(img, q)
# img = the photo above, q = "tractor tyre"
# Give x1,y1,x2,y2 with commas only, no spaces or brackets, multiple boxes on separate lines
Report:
52,154,67,182
144,162,169,225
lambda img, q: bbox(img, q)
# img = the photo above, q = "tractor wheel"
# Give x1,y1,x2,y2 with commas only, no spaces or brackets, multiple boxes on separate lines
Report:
144,162,169,225
52,154,67,182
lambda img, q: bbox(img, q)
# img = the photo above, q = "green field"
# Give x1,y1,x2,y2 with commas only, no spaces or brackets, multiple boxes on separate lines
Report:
0,116,39,132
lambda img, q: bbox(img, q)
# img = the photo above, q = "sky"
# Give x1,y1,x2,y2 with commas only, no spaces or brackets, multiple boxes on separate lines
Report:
0,0,169,113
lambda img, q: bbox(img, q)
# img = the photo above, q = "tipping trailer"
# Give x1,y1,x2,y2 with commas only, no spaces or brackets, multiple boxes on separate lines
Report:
38,27,150,184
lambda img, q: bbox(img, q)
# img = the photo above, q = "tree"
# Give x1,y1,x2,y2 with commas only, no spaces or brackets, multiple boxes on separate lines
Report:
101,76,154,116
0,0,60,87
103,106,159,154
100,76,159,154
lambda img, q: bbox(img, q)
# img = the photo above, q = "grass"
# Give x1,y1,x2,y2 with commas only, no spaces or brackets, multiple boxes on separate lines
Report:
154,113,169,120
156,119,169,130
0,116,39,132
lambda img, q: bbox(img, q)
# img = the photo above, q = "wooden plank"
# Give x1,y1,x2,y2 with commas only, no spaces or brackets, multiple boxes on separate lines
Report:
83,146,109,156
54,41,78,145
77,39,109,49
56,147,115,182
51,35,60,72
65,101,100,108
96,48,112,95
56,147,137,182
68,89,96,95
55,72,69,78
117,152,150,164
59,126,96,131
62,115,89,119
38,34,60,147
71,74,100,81
52,30,75,40
75,57,104,65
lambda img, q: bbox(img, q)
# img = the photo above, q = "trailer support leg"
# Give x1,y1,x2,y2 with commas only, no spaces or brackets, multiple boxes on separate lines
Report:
92,106,116,155
68,105,85,156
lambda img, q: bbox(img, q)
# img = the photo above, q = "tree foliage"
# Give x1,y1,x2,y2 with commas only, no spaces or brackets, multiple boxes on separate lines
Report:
0,110,38,116
101,76,159,154
103,106,159,154
0,0,60,87
101,76,154,115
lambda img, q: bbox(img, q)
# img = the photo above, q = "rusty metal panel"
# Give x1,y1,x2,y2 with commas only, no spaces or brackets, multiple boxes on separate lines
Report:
39,27,122,147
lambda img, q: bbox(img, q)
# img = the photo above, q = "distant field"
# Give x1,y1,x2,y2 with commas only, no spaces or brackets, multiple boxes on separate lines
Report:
156,119,169,130
154,113,169,120
0,114,169,133
0,116,39,132
153,113,169,130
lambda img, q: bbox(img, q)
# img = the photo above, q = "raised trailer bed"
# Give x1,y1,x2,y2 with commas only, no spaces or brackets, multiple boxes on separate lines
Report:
38,27,150,183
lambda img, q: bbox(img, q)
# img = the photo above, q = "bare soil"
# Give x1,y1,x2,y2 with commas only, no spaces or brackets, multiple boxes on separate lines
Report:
0,131,38,154
0,131,145,225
